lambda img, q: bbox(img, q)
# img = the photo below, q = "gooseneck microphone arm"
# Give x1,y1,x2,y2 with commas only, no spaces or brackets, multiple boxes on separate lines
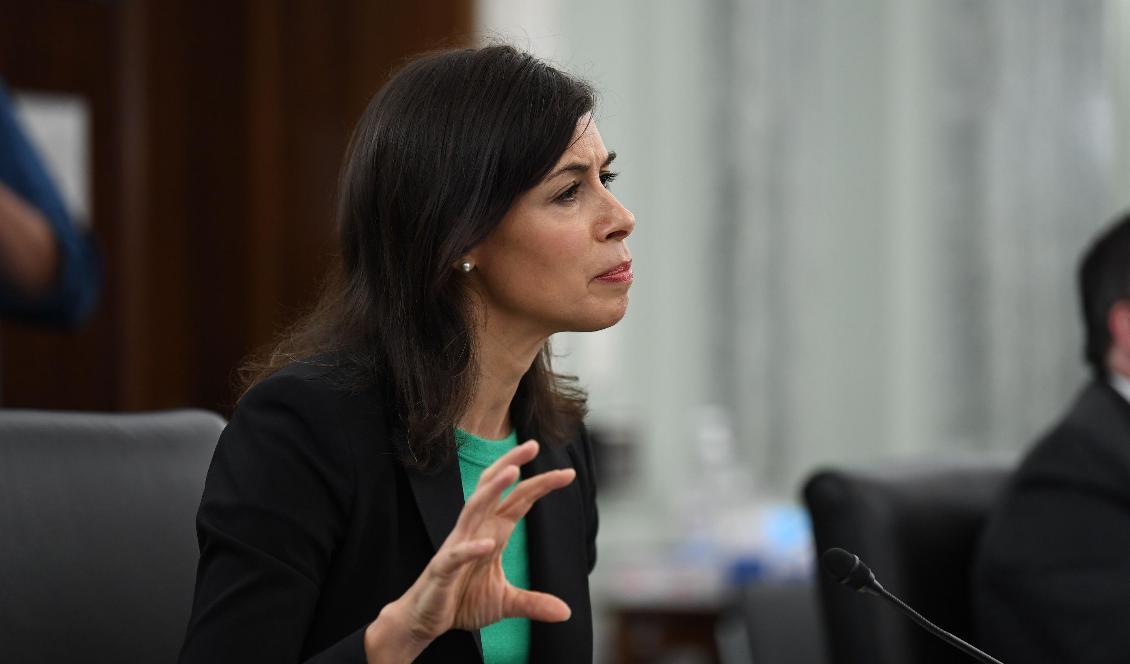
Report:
821,547,1005,664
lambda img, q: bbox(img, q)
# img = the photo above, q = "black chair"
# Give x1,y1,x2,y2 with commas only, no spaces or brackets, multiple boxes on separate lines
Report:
716,579,829,664
0,409,224,663
803,456,1013,664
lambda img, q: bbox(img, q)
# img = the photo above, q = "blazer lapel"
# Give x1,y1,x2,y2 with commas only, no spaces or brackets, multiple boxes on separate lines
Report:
392,427,485,661
521,435,592,664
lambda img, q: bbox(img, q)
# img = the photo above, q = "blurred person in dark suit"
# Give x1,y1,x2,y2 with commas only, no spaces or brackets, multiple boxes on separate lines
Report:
0,82,100,327
179,45,633,664
973,211,1130,663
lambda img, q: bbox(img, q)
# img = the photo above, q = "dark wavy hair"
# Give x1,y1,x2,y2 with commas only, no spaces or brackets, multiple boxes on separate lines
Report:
1079,211,1130,378
241,45,594,469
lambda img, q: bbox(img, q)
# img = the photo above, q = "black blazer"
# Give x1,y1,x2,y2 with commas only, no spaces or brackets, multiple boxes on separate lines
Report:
972,380,1130,664
179,358,599,663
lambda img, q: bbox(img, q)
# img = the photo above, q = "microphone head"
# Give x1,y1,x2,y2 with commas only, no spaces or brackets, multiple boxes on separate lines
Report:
821,547,877,592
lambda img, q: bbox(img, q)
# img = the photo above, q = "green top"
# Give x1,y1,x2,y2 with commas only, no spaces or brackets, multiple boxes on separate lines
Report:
455,428,530,664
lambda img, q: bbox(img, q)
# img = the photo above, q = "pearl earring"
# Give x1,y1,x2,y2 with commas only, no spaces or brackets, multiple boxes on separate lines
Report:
460,261,473,273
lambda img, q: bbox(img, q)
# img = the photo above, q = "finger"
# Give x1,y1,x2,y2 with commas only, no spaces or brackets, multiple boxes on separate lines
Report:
477,440,539,486
429,538,495,582
450,464,519,539
496,468,576,522
503,586,572,623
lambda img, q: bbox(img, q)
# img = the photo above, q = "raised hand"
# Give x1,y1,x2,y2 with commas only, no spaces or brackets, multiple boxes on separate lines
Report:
364,440,575,663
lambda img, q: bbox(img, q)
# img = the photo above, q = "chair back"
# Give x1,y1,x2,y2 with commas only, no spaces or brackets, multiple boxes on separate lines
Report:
0,409,224,663
717,579,830,664
803,456,1012,664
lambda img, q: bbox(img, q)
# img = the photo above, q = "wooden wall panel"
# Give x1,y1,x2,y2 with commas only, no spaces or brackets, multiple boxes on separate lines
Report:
0,1,473,416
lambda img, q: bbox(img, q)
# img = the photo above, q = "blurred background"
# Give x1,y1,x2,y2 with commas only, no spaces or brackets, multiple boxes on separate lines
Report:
3,1,1129,662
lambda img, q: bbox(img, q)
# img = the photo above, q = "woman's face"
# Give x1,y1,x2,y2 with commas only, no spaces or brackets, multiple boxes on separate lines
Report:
467,116,635,338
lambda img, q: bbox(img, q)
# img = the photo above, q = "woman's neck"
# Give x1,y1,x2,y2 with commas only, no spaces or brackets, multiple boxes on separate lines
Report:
459,309,547,440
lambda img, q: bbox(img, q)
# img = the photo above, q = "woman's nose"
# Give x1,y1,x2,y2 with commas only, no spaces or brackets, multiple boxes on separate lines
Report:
600,196,635,241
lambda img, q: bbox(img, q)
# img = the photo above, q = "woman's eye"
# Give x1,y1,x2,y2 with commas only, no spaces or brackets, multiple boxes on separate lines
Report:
555,172,619,204
555,183,580,203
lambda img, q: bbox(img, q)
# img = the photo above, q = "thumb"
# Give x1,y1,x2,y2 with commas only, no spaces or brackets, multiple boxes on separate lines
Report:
503,587,572,623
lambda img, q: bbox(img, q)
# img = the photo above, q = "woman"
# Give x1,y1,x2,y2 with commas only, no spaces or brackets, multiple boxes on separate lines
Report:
179,45,635,664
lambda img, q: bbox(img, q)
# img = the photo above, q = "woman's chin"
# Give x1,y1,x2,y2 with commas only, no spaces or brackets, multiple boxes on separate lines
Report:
572,299,629,332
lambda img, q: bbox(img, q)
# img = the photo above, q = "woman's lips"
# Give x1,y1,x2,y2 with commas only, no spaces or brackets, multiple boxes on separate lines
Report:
595,260,633,283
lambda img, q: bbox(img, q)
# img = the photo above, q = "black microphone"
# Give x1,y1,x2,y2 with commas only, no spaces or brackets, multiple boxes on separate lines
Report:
821,547,1005,664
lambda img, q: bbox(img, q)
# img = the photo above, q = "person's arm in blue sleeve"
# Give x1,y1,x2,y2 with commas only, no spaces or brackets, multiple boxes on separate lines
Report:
0,81,100,328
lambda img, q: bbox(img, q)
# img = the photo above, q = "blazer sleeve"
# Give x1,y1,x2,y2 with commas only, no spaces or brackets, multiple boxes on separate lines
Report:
974,425,1130,663
577,426,600,573
179,372,365,664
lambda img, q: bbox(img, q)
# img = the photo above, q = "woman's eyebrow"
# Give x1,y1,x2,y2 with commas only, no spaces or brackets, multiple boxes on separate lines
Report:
544,151,617,182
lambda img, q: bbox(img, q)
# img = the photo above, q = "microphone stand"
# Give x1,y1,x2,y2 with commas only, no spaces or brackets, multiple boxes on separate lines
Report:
822,547,1005,664
866,579,1004,664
